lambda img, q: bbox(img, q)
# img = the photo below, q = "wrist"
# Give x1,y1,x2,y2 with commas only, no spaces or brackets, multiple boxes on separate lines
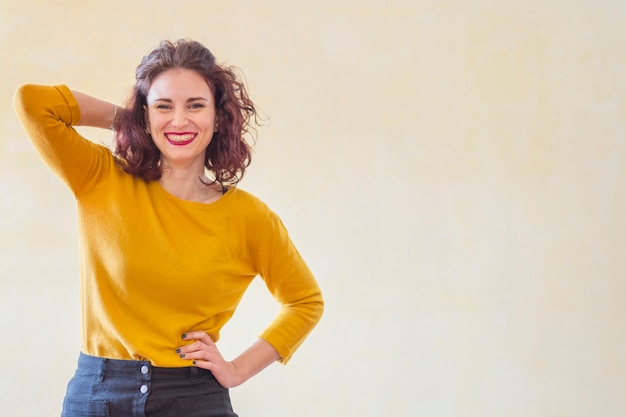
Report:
109,104,118,130
228,359,248,388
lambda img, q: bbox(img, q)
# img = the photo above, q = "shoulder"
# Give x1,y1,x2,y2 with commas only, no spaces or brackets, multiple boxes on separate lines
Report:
227,190,296,259
227,188,283,230
228,187,271,213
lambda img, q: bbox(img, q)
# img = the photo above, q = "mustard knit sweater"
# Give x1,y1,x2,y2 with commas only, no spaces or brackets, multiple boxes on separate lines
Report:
14,84,323,366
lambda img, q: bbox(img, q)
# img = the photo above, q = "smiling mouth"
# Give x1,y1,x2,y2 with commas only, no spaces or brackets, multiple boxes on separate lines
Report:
165,133,196,145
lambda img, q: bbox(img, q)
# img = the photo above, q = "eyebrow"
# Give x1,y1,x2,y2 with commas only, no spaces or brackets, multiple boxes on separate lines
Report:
152,97,211,103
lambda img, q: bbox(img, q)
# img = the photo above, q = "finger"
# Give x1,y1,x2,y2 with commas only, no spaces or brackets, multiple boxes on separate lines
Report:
192,359,238,389
176,339,217,358
177,349,211,361
192,359,214,371
181,331,215,345
179,341,224,361
177,340,207,353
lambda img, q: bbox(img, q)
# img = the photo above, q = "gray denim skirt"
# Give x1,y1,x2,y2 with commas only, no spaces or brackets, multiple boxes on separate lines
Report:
61,352,238,417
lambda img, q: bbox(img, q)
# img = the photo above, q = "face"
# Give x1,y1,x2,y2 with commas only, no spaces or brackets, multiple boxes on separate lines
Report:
145,68,217,172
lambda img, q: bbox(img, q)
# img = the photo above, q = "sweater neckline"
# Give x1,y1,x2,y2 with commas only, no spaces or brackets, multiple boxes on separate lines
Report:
150,180,237,209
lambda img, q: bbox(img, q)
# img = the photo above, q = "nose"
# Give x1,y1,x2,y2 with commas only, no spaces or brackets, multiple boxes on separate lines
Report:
171,107,188,128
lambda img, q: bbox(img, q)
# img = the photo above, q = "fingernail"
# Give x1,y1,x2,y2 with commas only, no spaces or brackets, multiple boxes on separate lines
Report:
182,333,187,339
176,349,181,354
179,353,185,358
192,360,197,365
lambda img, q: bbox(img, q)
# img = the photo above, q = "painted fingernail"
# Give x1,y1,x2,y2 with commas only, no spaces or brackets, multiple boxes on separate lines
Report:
179,353,185,358
192,360,197,365
182,333,187,339
176,349,181,354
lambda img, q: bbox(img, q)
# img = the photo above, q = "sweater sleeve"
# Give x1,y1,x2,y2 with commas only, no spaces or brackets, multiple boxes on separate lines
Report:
13,84,112,196
256,211,324,364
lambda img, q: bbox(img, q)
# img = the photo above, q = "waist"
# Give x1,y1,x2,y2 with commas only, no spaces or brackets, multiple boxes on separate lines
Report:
77,352,215,380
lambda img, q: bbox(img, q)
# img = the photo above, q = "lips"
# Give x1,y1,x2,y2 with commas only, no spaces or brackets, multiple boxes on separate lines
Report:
165,132,196,146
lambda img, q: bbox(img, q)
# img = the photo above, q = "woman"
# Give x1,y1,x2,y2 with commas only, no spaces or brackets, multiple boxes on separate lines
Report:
14,39,323,417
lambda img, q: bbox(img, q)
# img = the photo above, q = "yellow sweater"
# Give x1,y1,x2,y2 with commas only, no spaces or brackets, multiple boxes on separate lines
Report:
14,84,323,366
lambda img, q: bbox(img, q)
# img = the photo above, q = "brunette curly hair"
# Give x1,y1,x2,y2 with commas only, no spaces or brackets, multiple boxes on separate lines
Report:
113,39,258,186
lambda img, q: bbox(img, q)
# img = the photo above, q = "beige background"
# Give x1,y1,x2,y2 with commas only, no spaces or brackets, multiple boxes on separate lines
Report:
2,1,626,416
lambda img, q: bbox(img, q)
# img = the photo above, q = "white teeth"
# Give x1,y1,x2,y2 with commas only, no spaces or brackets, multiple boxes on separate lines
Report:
166,133,195,142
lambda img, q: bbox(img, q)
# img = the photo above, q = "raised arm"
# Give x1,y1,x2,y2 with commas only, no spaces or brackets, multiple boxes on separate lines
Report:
71,90,118,129
14,84,118,194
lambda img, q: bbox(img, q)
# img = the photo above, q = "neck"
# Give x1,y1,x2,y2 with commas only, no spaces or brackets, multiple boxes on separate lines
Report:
158,165,222,204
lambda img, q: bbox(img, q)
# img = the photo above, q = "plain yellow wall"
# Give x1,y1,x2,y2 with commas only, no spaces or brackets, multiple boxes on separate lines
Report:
2,1,626,416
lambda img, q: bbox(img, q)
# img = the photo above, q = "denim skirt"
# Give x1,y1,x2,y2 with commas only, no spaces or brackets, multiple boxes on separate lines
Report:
61,352,238,417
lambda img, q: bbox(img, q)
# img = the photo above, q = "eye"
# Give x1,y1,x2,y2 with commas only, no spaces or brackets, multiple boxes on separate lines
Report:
155,104,172,110
189,102,205,110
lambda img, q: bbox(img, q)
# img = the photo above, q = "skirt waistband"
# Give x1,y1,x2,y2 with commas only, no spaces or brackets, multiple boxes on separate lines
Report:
77,352,214,380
